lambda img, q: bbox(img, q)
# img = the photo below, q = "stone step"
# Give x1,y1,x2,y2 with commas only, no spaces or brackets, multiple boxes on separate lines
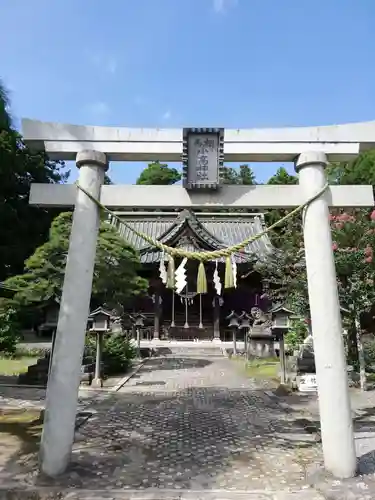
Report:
0,487,325,499
156,345,225,357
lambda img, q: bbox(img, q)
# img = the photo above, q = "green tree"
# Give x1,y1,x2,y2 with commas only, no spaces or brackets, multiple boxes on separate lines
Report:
267,167,298,185
327,150,375,185
221,166,239,184
0,300,20,356
239,164,256,185
85,334,136,375
256,234,308,316
221,164,256,185
0,80,67,281
136,161,181,185
331,210,375,378
260,208,375,384
5,212,147,308
0,80,11,129
265,167,301,249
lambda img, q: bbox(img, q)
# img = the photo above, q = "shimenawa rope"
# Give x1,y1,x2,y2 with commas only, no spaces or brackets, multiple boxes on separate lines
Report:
75,181,329,292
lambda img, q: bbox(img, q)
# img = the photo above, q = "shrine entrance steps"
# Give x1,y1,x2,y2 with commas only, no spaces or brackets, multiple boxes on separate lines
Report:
160,345,224,358
141,341,226,358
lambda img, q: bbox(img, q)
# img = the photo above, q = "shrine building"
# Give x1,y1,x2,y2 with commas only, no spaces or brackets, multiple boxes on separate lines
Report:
113,208,274,341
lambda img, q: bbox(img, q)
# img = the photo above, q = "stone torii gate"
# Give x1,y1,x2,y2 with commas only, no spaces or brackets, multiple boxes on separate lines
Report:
23,119,375,479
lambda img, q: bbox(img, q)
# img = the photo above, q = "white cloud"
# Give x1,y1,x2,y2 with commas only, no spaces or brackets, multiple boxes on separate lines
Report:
162,110,172,120
213,0,237,14
87,51,118,75
86,101,110,116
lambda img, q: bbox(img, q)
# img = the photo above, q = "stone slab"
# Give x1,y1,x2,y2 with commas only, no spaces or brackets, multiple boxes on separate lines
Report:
0,487,326,499
29,184,374,209
23,118,375,162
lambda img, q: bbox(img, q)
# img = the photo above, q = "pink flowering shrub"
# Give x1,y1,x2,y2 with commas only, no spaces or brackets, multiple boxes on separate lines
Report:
330,209,375,315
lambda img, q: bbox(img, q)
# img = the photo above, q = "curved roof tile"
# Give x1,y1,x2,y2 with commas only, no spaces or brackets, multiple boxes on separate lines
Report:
113,211,274,264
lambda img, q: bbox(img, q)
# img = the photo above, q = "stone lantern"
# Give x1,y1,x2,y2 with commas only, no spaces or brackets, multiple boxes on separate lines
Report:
226,311,240,356
239,311,252,329
88,306,112,387
129,312,146,358
269,304,294,384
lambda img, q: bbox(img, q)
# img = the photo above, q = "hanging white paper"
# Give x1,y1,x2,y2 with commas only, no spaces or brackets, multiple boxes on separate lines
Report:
213,260,222,295
175,257,188,294
232,256,237,288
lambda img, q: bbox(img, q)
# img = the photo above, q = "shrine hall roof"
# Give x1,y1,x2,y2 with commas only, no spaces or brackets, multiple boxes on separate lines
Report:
112,210,274,264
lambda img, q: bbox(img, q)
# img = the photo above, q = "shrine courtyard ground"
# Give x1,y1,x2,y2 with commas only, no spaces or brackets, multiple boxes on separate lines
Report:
1,353,375,499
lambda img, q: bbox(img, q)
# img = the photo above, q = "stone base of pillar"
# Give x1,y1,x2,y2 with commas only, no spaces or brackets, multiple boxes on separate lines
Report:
212,338,222,343
151,337,161,342
91,378,103,388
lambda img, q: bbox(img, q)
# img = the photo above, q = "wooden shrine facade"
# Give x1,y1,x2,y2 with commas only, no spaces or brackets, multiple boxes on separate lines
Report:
113,209,274,341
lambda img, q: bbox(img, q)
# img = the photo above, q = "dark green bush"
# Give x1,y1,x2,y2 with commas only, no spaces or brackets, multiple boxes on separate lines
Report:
285,319,308,350
85,333,136,375
0,302,21,357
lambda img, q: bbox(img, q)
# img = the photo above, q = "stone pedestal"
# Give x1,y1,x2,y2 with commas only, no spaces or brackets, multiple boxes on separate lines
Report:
92,332,103,388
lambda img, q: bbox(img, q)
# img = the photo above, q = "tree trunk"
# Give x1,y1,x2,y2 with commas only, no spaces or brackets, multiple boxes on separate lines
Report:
355,315,367,391
346,322,359,370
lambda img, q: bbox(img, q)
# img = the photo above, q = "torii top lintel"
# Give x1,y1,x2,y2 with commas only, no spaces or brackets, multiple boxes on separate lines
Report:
21,119,375,163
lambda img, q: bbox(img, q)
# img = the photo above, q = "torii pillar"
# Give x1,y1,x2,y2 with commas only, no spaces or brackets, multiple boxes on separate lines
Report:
23,119,375,479
38,150,108,476
296,151,356,477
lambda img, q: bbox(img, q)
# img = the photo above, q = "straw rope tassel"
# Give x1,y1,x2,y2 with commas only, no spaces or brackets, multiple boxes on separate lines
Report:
224,256,234,289
197,261,208,294
166,256,175,289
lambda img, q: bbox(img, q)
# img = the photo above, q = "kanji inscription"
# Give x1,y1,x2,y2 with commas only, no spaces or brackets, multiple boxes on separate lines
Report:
186,132,220,187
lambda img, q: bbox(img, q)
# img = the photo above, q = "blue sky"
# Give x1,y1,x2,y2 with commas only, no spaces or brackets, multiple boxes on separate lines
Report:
1,0,374,183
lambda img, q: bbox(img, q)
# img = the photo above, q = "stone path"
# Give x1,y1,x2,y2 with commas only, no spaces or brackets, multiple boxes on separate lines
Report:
0,355,375,498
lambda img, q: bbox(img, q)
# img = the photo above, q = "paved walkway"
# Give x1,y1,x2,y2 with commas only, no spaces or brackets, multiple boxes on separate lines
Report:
0,355,375,498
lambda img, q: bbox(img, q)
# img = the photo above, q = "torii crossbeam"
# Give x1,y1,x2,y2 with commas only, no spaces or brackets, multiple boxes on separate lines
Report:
24,119,375,480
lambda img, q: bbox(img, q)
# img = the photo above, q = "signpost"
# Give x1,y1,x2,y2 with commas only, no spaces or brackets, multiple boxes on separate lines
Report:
182,128,224,189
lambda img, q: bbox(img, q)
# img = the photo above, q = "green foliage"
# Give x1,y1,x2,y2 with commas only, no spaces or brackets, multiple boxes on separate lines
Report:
5,212,148,308
0,301,21,357
259,154,375,324
85,334,136,375
265,167,301,248
0,81,68,281
238,164,256,185
331,210,375,316
363,339,375,367
327,151,375,185
256,245,308,316
136,161,181,185
0,79,11,129
221,166,238,184
267,167,298,185
285,319,308,350
221,164,256,185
